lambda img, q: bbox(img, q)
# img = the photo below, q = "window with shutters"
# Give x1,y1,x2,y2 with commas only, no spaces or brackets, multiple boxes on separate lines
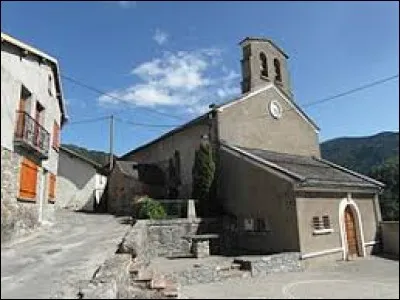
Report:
48,173,56,201
18,157,38,201
312,215,333,235
52,121,60,150
312,216,321,230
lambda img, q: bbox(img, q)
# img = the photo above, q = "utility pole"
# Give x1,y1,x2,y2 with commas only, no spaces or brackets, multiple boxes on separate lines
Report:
109,115,114,172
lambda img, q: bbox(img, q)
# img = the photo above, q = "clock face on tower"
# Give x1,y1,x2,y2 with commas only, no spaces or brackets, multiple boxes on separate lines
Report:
269,100,283,119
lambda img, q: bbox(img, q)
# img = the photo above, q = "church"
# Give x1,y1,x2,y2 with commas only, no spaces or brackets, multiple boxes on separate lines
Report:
117,37,384,262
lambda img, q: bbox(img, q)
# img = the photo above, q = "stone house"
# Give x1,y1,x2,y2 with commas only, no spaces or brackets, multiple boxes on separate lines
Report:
118,37,384,262
107,161,166,215
56,146,107,212
1,32,67,242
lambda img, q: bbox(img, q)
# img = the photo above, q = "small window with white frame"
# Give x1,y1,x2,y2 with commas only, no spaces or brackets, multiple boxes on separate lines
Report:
312,215,333,235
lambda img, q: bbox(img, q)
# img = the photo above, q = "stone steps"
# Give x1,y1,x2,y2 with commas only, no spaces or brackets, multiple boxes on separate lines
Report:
130,265,180,299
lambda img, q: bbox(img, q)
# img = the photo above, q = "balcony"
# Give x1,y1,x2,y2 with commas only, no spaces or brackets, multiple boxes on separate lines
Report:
14,111,50,159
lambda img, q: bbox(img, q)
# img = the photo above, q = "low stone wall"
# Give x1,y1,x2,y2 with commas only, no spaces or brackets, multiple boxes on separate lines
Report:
163,264,249,286
118,220,151,264
119,218,221,263
78,254,132,299
381,221,399,258
1,147,39,243
161,253,303,286
234,252,304,277
146,218,221,258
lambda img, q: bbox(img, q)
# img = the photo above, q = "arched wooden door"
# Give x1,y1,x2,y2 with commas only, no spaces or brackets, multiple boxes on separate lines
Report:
344,206,359,257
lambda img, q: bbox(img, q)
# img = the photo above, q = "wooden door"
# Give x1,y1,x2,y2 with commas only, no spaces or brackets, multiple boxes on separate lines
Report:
19,157,38,200
345,206,359,256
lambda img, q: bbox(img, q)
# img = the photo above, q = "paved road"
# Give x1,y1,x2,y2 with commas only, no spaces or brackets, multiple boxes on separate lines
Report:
180,256,399,299
1,210,130,299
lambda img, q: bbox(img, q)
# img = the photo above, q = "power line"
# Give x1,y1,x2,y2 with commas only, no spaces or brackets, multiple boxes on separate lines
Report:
244,73,399,122
64,73,398,127
61,74,185,121
66,115,180,128
294,74,399,111
66,115,110,125
115,116,179,128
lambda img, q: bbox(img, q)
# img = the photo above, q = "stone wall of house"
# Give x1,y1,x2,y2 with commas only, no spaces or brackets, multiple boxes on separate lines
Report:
1,147,39,243
107,169,139,216
107,167,162,216
381,221,399,258
1,44,62,176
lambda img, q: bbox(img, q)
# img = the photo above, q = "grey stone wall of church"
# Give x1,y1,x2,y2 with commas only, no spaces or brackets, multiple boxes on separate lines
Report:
1,146,39,243
218,87,320,157
123,121,215,199
217,147,300,254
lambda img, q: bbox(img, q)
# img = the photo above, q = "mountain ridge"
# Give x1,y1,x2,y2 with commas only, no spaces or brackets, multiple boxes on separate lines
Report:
62,131,399,175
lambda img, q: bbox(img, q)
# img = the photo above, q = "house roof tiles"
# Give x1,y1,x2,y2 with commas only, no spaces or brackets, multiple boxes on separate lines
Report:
229,144,384,189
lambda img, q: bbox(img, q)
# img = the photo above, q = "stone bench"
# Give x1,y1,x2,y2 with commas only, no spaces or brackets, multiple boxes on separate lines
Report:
183,234,220,258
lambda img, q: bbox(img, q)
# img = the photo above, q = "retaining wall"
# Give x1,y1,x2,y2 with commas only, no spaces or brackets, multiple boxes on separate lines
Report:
381,221,399,258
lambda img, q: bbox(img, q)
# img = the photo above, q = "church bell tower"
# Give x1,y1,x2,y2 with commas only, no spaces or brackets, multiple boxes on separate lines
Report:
240,37,292,98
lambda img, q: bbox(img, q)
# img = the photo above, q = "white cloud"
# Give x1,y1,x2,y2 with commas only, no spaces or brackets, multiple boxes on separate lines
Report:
117,1,136,8
98,48,241,115
153,29,169,45
64,98,88,109
217,86,241,99
186,104,211,115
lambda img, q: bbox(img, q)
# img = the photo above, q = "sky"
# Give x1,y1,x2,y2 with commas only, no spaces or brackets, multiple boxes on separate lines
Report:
1,1,399,156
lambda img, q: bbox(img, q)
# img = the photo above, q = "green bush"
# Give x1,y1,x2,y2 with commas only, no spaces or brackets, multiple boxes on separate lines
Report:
137,197,167,220
370,156,399,221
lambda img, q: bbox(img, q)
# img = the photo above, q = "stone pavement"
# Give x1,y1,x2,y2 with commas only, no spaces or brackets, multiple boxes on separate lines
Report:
180,256,399,299
1,210,130,299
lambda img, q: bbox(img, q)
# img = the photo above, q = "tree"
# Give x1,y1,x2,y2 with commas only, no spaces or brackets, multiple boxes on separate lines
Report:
369,156,399,221
192,142,216,216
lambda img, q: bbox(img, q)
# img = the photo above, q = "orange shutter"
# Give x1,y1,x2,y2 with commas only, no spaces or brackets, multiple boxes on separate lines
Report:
48,173,56,201
19,157,38,201
52,121,60,150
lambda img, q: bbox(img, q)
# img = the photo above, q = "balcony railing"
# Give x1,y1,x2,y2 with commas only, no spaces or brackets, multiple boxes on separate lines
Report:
14,111,50,159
